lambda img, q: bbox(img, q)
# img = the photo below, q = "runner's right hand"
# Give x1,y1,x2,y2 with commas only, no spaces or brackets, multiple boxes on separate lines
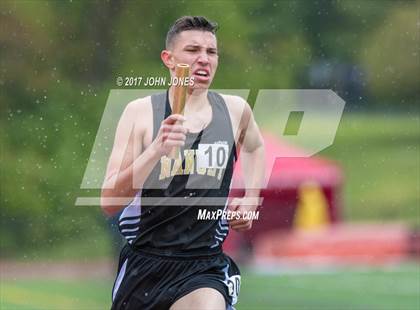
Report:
151,114,188,157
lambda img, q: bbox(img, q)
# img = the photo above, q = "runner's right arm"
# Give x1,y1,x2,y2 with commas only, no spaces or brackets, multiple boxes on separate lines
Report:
101,98,187,216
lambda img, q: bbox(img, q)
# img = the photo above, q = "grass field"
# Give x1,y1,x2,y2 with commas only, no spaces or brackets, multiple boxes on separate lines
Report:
1,264,419,310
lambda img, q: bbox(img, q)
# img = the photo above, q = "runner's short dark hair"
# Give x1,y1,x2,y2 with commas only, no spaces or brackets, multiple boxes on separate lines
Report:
166,16,218,49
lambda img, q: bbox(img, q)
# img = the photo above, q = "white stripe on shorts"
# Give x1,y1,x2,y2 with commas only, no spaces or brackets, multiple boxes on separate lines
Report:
112,259,128,301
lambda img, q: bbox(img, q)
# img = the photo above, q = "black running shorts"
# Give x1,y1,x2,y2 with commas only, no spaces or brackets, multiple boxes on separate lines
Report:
111,244,241,310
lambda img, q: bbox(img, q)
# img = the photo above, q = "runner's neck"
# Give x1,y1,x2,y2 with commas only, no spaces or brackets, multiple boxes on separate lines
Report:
168,87,210,112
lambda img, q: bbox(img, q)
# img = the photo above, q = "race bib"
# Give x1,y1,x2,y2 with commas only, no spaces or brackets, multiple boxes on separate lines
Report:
196,143,229,169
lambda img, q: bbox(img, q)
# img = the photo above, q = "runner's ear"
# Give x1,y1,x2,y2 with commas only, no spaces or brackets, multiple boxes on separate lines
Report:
161,50,175,70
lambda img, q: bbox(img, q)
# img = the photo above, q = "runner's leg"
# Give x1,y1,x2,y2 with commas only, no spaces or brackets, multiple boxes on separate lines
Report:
170,287,225,310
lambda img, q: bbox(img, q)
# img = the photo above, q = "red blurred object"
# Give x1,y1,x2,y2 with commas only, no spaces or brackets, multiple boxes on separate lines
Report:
223,132,344,258
253,224,410,265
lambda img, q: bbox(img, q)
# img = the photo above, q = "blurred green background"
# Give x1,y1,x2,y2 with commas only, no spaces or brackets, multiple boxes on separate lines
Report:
1,1,419,309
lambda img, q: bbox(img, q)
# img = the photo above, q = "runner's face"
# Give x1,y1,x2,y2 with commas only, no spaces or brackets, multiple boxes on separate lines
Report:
170,30,218,89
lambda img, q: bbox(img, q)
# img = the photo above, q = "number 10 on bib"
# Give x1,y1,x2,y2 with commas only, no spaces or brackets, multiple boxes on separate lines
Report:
197,144,229,170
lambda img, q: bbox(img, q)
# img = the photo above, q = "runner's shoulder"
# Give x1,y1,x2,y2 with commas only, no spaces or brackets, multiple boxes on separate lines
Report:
122,96,152,124
120,96,153,134
124,95,152,115
219,93,252,120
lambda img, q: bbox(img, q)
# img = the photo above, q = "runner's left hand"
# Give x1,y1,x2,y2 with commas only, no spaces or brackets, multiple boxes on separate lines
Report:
227,197,259,232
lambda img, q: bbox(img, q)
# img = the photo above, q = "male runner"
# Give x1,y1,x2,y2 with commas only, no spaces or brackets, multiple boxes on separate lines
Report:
102,16,265,310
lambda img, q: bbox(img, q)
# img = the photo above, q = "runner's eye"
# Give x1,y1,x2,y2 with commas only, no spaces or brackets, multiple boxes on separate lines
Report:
185,47,199,52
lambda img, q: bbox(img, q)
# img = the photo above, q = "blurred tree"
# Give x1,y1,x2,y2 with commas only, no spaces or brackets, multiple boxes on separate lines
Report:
360,4,420,105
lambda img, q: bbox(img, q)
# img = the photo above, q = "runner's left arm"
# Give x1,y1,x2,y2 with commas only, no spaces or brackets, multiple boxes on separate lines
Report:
229,100,265,231
239,102,265,203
